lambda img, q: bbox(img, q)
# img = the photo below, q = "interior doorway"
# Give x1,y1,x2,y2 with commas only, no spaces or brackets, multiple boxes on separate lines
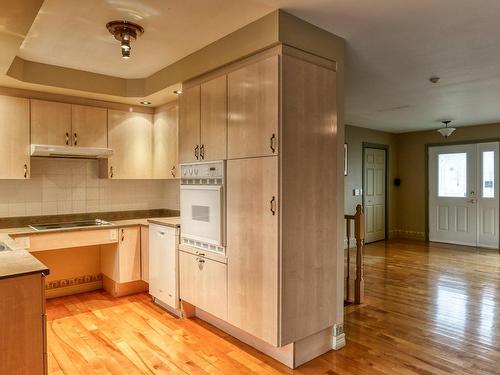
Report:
363,144,388,243
428,141,499,248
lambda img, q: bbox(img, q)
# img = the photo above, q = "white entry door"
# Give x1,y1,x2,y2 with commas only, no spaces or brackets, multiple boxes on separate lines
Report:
428,142,499,248
364,148,386,243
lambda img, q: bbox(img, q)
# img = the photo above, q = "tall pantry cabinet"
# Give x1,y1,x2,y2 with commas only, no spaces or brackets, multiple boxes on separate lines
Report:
179,46,338,352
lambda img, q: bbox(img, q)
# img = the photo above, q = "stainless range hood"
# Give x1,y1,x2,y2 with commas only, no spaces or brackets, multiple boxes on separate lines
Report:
30,144,113,158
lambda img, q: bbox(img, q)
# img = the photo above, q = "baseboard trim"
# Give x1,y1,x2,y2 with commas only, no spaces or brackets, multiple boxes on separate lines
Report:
102,275,148,297
189,303,337,369
46,280,102,299
390,229,426,240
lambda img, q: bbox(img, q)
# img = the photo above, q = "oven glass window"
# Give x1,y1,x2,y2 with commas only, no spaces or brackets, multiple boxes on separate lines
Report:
192,205,210,222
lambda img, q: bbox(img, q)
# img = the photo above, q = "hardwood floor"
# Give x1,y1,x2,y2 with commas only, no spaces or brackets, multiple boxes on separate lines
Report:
46,239,500,374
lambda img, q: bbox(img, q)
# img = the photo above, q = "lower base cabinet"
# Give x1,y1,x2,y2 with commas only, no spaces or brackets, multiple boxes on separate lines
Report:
101,226,147,297
0,273,47,375
179,250,227,320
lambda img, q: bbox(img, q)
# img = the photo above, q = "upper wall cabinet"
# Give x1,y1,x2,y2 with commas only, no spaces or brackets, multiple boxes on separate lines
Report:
153,103,179,179
31,100,108,148
227,55,279,159
179,85,200,163
31,99,71,146
71,105,108,148
200,75,227,161
0,96,30,179
179,75,227,163
103,109,153,179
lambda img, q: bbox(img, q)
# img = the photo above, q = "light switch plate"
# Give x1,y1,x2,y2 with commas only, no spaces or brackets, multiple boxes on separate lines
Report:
109,229,118,241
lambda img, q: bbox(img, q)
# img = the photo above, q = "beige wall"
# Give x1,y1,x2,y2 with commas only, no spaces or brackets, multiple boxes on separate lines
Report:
397,122,500,237
344,125,399,235
0,157,179,218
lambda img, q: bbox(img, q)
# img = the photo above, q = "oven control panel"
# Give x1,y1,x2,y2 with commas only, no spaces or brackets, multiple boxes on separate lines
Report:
180,161,225,181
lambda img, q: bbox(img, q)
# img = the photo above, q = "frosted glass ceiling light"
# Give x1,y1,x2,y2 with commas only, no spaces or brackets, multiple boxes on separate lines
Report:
437,120,456,138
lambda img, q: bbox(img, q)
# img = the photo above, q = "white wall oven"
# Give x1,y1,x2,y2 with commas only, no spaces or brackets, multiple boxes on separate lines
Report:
180,161,225,255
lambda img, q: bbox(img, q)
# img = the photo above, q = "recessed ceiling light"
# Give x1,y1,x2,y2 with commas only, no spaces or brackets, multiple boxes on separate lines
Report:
173,89,182,95
140,101,151,105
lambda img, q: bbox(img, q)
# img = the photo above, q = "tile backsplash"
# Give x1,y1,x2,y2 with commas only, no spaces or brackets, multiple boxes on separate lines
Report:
0,158,180,218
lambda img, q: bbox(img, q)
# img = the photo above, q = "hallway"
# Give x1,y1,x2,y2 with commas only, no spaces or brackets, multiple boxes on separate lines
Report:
46,240,500,374
343,240,500,374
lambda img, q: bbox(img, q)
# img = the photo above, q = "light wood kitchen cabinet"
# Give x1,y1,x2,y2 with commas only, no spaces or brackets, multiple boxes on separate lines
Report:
153,102,178,179
227,55,279,159
179,85,200,163
0,95,30,179
179,250,227,320
101,226,141,284
140,226,149,283
179,75,227,162
200,75,227,161
31,99,71,146
102,109,153,179
71,104,108,148
226,156,279,346
0,273,47,375
178,47,339,365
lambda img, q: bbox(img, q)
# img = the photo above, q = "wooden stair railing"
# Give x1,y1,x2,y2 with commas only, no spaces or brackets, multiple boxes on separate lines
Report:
344,204,365,304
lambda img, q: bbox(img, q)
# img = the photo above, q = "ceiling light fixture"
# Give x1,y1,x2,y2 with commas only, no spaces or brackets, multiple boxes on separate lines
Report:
429,76,440,84
173,89,182,95
437,120,456,138
106,20,144,59
140,101,151,105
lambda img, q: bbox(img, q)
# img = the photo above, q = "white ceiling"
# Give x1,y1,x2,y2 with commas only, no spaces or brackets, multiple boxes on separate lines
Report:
19,0,274,79
17,0,500,133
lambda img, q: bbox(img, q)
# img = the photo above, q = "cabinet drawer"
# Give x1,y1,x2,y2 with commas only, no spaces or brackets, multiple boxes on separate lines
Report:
179,250,227,320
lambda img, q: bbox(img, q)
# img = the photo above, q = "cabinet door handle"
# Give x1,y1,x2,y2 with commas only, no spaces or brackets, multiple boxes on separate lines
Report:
270,196,276,215
196,258,205,264
74,133,78,146
196,251,205,257
171,165,176,177
200,144,205,160
195,145,199,160
121,229,125,242
270,133,277,153
65,132,70,146
109,166,114,178
23,164,28,179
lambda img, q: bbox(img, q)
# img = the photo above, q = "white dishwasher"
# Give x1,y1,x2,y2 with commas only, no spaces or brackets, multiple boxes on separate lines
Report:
149,223,180,311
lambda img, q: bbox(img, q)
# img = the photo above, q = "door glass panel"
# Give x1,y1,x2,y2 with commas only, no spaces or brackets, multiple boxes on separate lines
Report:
482,151,495,198
438,153,467,197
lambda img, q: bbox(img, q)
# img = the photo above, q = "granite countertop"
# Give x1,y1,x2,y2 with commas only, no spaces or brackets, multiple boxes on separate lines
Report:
0,213,180,280
0,233,49,280
0,216,180,236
